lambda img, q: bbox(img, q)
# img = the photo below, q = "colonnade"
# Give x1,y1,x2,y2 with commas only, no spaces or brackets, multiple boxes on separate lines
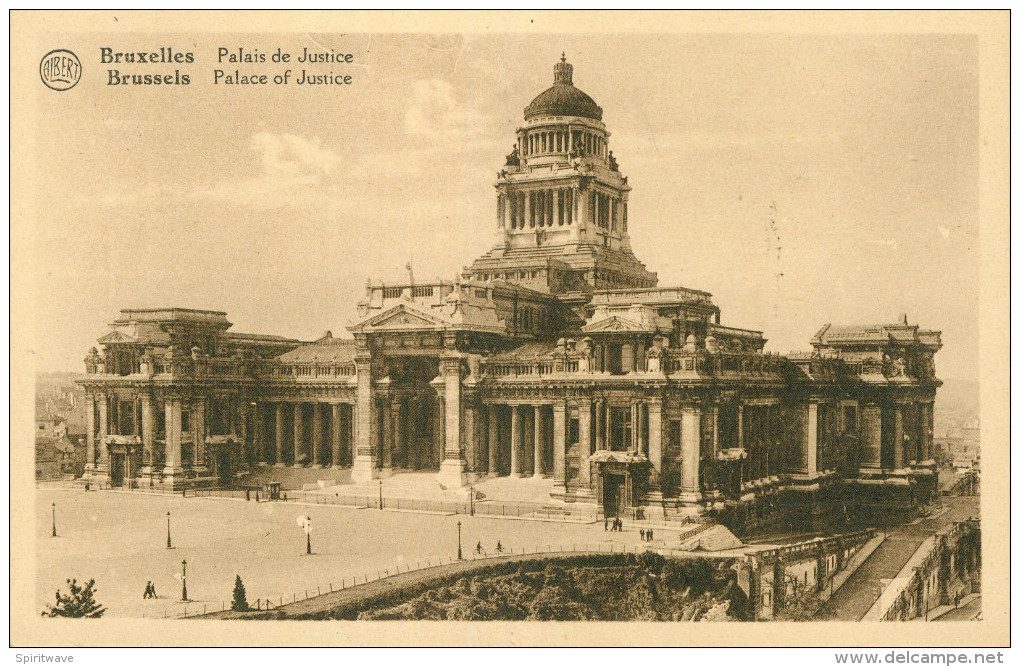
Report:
260,401,356,468
498,187,625,235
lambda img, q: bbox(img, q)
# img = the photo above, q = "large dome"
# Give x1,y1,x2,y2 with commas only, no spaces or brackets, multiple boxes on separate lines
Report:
523,56,603,121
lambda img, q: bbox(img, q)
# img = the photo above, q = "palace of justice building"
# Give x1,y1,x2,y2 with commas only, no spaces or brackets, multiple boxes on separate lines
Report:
76,57,943,530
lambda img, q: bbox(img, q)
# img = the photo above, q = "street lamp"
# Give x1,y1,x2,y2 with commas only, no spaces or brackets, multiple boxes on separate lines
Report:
457,520,462,560
51,502,56,537
166,511,172,549
378,479,383,510
180,559,188,602
306,516,312,555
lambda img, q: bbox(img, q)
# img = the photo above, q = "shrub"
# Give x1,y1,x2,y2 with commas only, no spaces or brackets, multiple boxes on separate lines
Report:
42,578,106,618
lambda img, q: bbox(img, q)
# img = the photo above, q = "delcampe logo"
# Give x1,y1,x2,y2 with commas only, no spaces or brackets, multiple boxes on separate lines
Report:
39,49,82,91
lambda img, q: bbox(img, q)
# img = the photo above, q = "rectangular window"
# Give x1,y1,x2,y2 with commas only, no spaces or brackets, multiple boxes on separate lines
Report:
610,407,631,451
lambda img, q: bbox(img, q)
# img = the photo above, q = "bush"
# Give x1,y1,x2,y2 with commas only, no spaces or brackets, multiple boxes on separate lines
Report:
42,578,106,618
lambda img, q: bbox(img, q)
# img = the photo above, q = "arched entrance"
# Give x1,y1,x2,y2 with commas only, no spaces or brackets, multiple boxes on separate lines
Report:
388,356,441,471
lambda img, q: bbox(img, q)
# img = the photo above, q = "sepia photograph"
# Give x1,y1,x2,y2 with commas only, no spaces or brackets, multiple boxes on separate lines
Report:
9,10,1009,650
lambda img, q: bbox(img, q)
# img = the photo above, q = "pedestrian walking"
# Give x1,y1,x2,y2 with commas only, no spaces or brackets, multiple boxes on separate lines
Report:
649,528,654,541
476,541,483,555
640,528,645,541
496,541,504,553
604,518,608,531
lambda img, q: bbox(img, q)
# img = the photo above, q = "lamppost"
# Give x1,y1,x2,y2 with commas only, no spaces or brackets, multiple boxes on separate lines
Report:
180,559,188,602
457,520,462,560
51,502,56,537
306,516,312,555
378,479,383,510
166,511,172,549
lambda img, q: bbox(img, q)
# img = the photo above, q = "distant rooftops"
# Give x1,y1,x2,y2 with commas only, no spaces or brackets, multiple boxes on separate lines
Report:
113,307,230,326
811,318,942,349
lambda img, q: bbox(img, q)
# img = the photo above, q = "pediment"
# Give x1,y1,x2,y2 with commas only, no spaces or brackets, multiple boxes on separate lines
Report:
97,330,137,344
351,304,449,332
582,316,650,334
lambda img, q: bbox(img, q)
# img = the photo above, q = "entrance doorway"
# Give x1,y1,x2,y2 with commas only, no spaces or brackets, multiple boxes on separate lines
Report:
406,392,438,469
388,356,441,471
602,473,627,517
110,452,126,487
216,448,232,484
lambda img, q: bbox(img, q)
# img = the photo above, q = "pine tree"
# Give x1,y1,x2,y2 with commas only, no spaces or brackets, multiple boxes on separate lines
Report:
42,578,106,618
231,575,249,612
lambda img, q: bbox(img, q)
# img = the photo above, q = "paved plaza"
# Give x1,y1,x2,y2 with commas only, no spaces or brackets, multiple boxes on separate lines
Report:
36,487,675,619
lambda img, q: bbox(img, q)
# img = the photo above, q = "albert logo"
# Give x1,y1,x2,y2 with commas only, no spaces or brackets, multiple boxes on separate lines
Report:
39,49,82,91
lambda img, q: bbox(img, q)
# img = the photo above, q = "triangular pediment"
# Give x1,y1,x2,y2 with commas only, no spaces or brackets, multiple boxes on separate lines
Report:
97,330,137,344
350,303,449,333
582,316,650,333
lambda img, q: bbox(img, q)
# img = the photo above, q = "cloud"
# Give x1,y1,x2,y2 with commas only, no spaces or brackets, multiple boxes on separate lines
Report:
188,132,343,209
404,79,489,139
249,133,341,182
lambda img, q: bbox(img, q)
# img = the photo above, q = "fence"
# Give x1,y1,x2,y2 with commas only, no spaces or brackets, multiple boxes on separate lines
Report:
161,540,734,619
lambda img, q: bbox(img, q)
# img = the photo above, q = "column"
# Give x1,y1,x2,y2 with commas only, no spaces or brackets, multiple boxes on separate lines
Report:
352,357,378,482
349,403,358,466
647,399,662,485
239,400,250,464
595,400,605,451
893,405,904,470
638,402,646,454
163,397,183,482
861,405,882,470
437,355,467,487
97,394,109,472
605,402,613,450
510,405,522,477
273,404,285,465
680,405,701,502
578,187,589,230
922,402,934,462
254,404,266,464
712,406,720,457
192,398,206,469
533,405,544,477
806,402,818,475
630,402,639,451
553,189,560,226
393,398,404,468
524,191,532,228
85,394,96,472
488,405,499,474
503,191,512,229
553,400,567,489
140,394,155,473
737,403,745,451
331,403,342,467
577,399,592,492
293,403,304,466
381,397,393,470
312,403,324,467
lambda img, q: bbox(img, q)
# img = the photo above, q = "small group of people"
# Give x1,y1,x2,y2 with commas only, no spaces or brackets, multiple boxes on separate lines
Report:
639,528,655,542
142,581,158,599
474,541,505,555
605,517,624,532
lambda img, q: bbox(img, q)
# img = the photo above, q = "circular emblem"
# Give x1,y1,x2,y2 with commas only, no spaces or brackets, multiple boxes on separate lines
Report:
39,49,82,91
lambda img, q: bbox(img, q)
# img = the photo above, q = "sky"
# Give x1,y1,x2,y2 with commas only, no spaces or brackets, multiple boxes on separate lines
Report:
27,32,978,382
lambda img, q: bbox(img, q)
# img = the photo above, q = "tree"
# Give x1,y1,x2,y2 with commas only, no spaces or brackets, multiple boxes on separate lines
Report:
231,575,249,612
42,578,106,618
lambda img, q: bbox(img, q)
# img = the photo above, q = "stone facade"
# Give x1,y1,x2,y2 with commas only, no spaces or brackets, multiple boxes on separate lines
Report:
76,58,943,531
